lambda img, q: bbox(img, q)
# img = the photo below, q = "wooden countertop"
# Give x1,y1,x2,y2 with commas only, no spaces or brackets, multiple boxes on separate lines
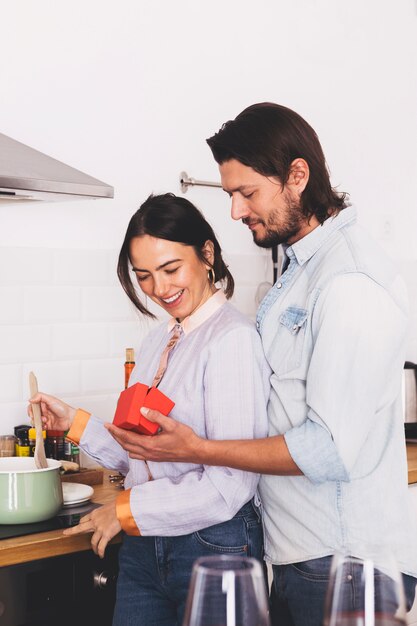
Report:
407,443,417,485
2,451,417,567
0,468,122,567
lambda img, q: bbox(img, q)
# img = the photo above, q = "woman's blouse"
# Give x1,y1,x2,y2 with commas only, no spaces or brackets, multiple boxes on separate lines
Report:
68,291,271,536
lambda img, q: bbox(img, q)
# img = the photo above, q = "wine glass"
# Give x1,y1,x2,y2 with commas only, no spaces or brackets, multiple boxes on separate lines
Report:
182,555,271,626
323,553,407,626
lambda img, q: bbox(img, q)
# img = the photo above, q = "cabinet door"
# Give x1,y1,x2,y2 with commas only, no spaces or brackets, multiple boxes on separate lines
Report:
0,544,120,626
73,545,119,625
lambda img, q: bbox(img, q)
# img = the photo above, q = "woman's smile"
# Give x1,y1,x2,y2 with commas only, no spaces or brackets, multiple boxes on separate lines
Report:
161,289,184,305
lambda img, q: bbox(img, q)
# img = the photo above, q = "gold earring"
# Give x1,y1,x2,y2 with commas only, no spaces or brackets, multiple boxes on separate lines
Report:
207,269,215,284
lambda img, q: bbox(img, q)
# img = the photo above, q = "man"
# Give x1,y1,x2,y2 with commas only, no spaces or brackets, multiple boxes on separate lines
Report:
107,103,417,625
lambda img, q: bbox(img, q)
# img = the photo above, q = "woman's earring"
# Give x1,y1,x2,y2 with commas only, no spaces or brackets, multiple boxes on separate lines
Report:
207,269,215,284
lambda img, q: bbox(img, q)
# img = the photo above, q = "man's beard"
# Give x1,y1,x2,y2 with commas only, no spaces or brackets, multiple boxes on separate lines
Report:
248,200,304,249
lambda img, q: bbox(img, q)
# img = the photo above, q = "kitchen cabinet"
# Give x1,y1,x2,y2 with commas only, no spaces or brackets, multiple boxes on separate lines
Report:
0,469,122,626
0,545,120,626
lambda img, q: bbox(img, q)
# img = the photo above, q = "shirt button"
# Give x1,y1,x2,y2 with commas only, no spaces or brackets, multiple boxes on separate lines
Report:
256,322,260,329
276,282,282,289
346,574,353,581
293,324,298,331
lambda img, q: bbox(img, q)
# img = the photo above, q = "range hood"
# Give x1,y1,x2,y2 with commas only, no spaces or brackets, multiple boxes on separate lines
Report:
0,132,114,202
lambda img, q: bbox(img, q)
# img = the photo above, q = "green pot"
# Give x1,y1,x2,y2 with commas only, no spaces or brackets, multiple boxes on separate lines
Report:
0,457,63,524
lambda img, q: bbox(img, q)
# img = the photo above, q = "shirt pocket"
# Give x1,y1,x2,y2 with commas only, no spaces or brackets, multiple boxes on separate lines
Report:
266,306,309,378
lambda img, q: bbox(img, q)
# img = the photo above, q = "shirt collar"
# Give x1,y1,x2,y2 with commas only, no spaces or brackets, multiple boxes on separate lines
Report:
288,205,357,266
167,290,227,335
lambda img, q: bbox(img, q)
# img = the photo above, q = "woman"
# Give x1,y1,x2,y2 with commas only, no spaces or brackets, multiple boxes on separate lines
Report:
28,193,270,626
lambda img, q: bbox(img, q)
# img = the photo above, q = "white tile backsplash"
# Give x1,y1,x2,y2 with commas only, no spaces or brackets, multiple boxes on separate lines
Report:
52,249,109,285
230,285,260,320
0,402,31,434
225,252,272,285
24,286,81,322
0,247,145,437
52,323,109,358
22,361,80,397
0,324,52,364
0,248,53,284
0,364,22,402
108,321,145,355
82,286,133,321
0,286,24,323
81,358,125,394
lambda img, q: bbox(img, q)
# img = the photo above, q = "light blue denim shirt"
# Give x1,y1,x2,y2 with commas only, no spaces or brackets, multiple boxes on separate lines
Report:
257,206,417,576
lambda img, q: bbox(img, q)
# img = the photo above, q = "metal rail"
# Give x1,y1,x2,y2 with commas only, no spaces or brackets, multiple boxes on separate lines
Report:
180,171,222,193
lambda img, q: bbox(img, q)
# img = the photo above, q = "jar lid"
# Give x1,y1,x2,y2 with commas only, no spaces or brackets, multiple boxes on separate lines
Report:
28,428,46,439
14,424,30,436
46,430,65,436
125,348,135,362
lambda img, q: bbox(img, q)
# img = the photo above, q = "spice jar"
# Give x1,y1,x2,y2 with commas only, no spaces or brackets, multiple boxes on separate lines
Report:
64,432,80,464
46,430,65,460
28,428,46,457
0,435,16,457
14,425,30,457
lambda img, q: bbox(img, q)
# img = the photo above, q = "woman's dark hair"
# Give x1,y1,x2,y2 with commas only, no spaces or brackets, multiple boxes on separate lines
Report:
117,193,234,318
207,102,348,223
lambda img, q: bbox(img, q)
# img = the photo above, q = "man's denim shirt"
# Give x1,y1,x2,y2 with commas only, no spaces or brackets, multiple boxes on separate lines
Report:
257,206,417,576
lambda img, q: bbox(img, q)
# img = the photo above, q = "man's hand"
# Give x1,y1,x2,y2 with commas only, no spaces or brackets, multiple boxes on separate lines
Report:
105,408,206,463
63,501,121,558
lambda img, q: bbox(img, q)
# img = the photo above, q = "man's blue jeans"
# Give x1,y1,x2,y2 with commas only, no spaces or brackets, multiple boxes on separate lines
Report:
270,556,417,626
112,499,263,626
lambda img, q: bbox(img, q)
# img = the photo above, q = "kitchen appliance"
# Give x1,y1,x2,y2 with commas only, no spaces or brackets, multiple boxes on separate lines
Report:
0,131,114,202
0,457,63,524
0,501,119,626
404,361,417,440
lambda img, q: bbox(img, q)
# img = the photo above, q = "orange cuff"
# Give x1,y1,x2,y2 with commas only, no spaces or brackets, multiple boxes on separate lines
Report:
116,489,141,536
66,409,91,445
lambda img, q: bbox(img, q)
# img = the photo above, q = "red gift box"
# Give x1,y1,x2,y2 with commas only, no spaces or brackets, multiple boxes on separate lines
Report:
113,382,175,435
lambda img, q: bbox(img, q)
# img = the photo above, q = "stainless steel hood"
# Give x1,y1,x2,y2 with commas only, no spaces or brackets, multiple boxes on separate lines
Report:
0,132,114,202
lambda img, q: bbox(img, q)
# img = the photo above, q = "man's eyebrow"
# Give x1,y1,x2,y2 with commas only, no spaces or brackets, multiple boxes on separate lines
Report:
132,258,182,272
222,184,256,194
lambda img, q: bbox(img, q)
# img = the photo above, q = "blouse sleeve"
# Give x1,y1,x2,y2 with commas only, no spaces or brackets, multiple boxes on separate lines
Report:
78,414,131,475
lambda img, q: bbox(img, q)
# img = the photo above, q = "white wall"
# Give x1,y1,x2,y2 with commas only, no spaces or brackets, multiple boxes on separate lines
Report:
1,0,417,435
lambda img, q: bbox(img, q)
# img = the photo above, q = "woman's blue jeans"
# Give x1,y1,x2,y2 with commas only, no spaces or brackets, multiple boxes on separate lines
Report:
270,556,417,626
112,499,264,626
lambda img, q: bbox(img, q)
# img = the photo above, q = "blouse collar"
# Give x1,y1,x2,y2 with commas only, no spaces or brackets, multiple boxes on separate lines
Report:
167,290,226,335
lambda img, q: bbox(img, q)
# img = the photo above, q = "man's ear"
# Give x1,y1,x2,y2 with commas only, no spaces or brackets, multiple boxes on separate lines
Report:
202,240,215,267
288,158,309,194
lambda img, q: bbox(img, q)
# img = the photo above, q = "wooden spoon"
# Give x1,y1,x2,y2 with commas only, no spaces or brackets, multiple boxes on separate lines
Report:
29,371,48,469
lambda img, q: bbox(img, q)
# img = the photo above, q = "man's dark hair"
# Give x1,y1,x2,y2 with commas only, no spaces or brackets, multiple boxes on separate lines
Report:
117,193,234,318
207,102,348,223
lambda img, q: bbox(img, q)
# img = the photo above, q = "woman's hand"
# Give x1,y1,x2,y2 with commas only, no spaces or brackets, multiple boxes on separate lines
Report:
27,392,76,432
63,501,121,558
105,408,206,464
